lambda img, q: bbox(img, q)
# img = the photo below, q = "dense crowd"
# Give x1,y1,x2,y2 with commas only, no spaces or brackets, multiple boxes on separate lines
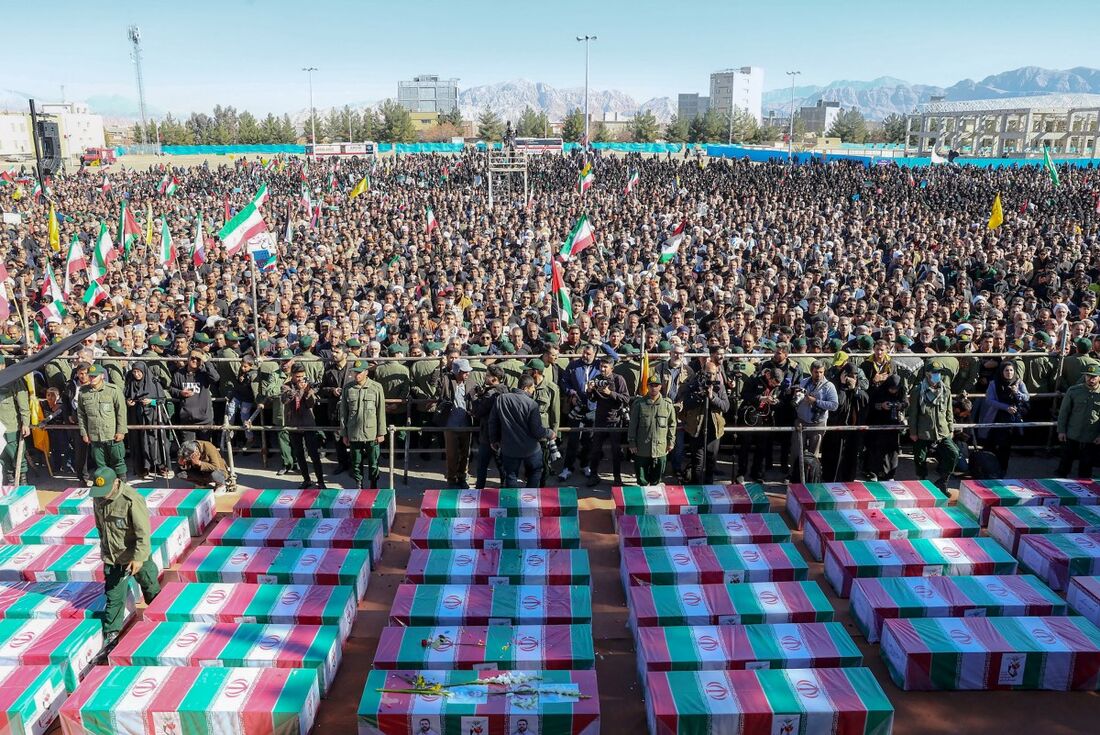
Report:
2,149,1100,491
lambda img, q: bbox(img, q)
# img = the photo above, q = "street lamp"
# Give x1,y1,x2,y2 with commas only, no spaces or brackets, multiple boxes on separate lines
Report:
576,35,597,149
302,67,318,147
786,70,801,162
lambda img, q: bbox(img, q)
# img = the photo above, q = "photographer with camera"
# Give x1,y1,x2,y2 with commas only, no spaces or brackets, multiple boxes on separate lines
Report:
471,365,508,488
865,373,907,481
527,359,562,473
761,342,802,476
559,344,600,482
282,363,325,489
722,355,753,484
822,356,868,482
585,356,631,487
681,361,730,484
739,367,781,483
790,360,839,481
654,345,694,477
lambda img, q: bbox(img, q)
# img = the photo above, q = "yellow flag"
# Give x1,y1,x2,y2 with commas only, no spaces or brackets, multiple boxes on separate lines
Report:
47,203,60,252
638,350,650,396
349,176,369,199
987,193,1004,230
24,375,50,457
146,201,154,245
11,186,23,201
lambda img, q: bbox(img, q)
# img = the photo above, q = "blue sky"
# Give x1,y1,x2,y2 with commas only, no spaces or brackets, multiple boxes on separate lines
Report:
4,0,1096,116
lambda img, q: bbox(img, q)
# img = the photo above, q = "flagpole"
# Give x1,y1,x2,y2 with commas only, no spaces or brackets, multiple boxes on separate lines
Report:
18,282,31,351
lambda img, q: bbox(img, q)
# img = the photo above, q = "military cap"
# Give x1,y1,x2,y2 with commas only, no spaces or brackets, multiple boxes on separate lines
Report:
351,359,370,373
855,335,874,350
87,364,105,378
467,344,487,355
298,334,316,349
387,343,407,355
895,334,914,346
277,348,294,360
89,467,117,498
1074,337,1092,352
148,336,169,347
526,358,547,371
1086,364,1100,377
498,340,515,355
193,333,213,344
345,338,362,349
106,340,125,353
930,359,947,373
225,331,242,342
543,333,561,345
647,374,662,386
1033,331,1052,344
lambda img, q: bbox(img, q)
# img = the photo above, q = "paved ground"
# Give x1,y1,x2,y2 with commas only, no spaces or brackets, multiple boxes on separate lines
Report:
28,446,1100,734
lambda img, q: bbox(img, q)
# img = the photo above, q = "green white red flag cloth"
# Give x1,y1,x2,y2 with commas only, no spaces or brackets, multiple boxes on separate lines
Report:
357,669,599,735
0,485,38,534
206,517,384,566
389,584,592,627
116,200,141,259
60,665,320,735
577,162,595,193
419,487,579,518
1068,576,1100,627
404,549,591,586
958,478,1100,526
636,623,862,675
143,582,356,643
178,546,371,600
373,624,595,670
217,200,267,258
558,214,595,261
47,486,215,536
233,488,396,535
987,504,1100,554
551,256,573,324
849,575,1067,643
0,618,103,692
0,664,67,735
823,537,1019,598
5,514,189,569
802,507,980,561
627,581,834,633
0,580,137,623
1017,532,1100,591
409,517,581,551
657,220,687,265
620,543,808,587
645,667,894,735
786,480,948,529
107,621,342,695
881,616,1100,691
88,221,116,283
617,513,790,548
613,484,769,524
0,543,166,583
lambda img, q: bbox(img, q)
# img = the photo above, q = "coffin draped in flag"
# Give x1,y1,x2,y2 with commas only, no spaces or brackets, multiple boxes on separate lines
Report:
613,484,769,524
59,665,320,735
373,624,595,670
1068,576,1100,627
0,664,67,735
233,488,396,534
404,549,592,586
143,582,357,643
1017,532,1100,590
0,579,138,622
0,543,167,583
0,618,103,692
628,581,834,633
420,487,579,518
786,480,948,529
802,506,980,561
217,199,267,257
617,513,791,548
206,516,384,566
0,486,38,533
620,542,808,588
849,574,1067,643
5,514,190,568
987,504,1100,554
47,486,215,536
409,517,581,550
389,584,592,626
958,478,1100,526
178,545,371,600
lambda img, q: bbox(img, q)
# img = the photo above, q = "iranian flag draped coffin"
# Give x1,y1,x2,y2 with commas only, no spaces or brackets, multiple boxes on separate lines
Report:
0,486,40,534
0,580,137,622
628,582,834,631
802,507,979,561
620,543,808,587
613,484,768,522
47,486,215,536
409,516,581,550
405,549,591,586
179,545,369,598
143,583,356,642
357,669,599,735
958,478,1100,526
108,621,342,695
880,616,1100,691
849,575,1065,643
233,488,396,534
373,624,595,670
59,665,320,735
0,665,67,735
206,517,384,566
1017,532,1100,591
0,543,167,582
636,623,862,674
824,537,1019,597
6,514,190,568
420,488,579,517
0,618,102,692
787,481,947,529
987,504,1100,553
389,584,592,626
645,668,894,735
617,513,791,548
1067,576,1100,626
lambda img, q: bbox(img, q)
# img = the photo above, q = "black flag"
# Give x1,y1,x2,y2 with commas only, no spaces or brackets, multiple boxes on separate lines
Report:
0,314,123,391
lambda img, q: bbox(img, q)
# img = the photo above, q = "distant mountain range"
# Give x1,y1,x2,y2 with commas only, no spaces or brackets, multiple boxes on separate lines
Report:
456,79,675,124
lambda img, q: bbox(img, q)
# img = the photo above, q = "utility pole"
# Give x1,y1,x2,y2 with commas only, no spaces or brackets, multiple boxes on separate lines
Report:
128,26,149,145
302,67,318,147
576,35,597,150
728,75,735,144
787,70,801,162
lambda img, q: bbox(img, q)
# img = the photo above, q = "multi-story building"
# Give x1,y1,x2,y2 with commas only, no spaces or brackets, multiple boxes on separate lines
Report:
677,93,710,121
799,99,841,134
709,67,764,123
0,102,104,162
397,75,459,114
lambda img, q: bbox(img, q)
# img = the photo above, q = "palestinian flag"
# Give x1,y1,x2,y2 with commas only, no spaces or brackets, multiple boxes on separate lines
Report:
46,485,215,536
388,583,592,626
625,168,639,194
217,200,267,258
404,548,592,586
0,618,103,693
100,174,111,194
117,200,141,259
617,512,791,548
627,581,834,630
408,516,581,550
419,488,579,518
621,543,809,586
577,162,594,193
177,545,371,600
233,488,397,534
849,575,1068,643
1043,145,1060,186
551,257,573,324
802,506,980,561
158,174,178,196
193,212,206,267
159,218,175,269
81,280,108,308
558,214,594,261
310,204,321,229
987,504,1100,554
373,624,595,670
658,219,687,264
425,206,438,234
1017,532,1100,591
0,170,13,185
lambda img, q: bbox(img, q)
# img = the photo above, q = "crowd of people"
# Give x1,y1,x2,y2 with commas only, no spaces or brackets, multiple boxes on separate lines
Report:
1,148,1099,491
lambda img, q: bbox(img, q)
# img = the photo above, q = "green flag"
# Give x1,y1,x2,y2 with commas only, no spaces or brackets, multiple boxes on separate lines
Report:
1043,146,1060,187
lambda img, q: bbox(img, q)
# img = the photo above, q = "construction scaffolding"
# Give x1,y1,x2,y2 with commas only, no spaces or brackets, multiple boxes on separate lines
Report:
486,148,528,207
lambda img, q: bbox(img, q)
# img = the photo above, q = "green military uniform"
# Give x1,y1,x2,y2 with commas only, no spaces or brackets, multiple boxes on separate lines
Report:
628,390,677,485
374,351,411,416
44,356,71,395
907,364,958,491
1056,364,1100,477
145,338,175,393
614,355,642,396
340,361,388,488
76,367,128,478
214,345,242,396
533,378,560,435
296,336,325,385
257,362,293,471
1059,345,1098,391
0,372,30,480
89,467,160,638
103,342,127,388
1022,350,1055,394
498,358,524,389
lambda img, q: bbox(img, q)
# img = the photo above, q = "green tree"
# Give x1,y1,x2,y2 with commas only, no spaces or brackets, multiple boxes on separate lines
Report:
561,108,585,143
630,111,659,143
186,112,214,145
237,111,262,144
302,111,323,142
751,125,782,144
687,115,707,143
377,99,416,143
260,113,282,144
881,113,908,144
359,108,381,140
516,106,544,137
827,109,869,143
664,115,689,142
278,114,297,143
477,108,504,141
438,107,464,128
592,121,612,143
323,109,346,142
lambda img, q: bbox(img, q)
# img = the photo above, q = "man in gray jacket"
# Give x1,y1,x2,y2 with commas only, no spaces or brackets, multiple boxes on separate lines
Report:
488,375,556,488
792,359,840,470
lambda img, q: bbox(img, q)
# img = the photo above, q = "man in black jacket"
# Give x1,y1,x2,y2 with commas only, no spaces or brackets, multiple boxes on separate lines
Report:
169,351,219,443
586,356,631,487
489,375,555,488
319,343,353,474
682,361,731,483
472,365,509,488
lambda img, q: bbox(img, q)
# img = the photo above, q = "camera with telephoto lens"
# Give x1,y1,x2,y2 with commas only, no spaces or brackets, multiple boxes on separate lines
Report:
544,437,562,463
587,378,611,395
880,400,903,422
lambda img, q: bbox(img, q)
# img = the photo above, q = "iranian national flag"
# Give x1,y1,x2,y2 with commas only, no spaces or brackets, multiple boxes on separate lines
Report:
101,175,111,194
82,280,108,308
89,222,117,282
625,169,639,194
117,200,141,259
218,200,267,257
158,174,178,196
193,213,206,267
40,298,67,323
262,157,275,171
299,183,312,211
63,235,87,297
559,214,595,261
425,206,438,234
1043,146,1060,187
578,162,594,193
325,171,336,192
284,202,294,244
551,257,573,324
159,219,176,269
253,183,269,211
658,220,688,264
40,261,65,304
32,177,51,201
0,170,13,185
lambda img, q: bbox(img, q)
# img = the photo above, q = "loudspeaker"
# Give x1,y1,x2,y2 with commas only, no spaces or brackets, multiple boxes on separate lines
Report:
35,120,62,175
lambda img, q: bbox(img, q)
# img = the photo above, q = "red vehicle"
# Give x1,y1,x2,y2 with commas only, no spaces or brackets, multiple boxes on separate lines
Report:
81,147,116,166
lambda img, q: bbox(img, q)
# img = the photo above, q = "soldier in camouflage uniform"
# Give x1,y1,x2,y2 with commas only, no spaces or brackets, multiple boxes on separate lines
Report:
526,359,560,472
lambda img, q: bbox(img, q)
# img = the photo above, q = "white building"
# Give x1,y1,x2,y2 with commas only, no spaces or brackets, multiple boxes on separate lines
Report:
710,67,764,123
398,75,459,114
0,102,105,162
0,114,33,159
